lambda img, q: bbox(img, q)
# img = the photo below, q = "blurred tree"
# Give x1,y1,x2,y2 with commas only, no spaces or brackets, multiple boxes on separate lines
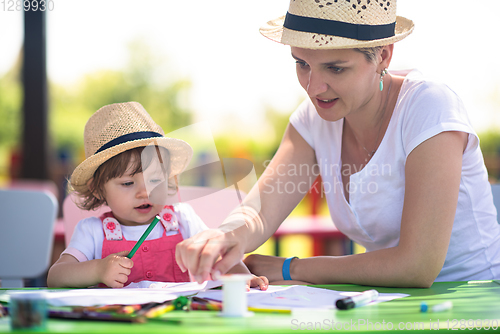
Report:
209,104,300,178
477,84,500,180
478,129,500,180
479,130,500,156
0,39,194,182
49,39,194,163
265,106,293,155
0,51,23,180
0,52,22,149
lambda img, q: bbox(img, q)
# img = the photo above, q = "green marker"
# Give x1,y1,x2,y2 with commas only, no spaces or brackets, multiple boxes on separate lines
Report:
127,215,160,259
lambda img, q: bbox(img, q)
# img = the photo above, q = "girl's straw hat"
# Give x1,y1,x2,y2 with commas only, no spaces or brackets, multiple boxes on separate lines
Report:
70,102,193,189
260,0,413,49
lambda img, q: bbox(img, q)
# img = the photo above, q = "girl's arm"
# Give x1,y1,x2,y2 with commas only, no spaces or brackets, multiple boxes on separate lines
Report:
47,251,133,288
246,131,467,287
176,123,319,283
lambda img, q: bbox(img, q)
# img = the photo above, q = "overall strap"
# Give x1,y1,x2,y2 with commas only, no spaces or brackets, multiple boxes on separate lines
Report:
100,212,123,240
158,205,180,233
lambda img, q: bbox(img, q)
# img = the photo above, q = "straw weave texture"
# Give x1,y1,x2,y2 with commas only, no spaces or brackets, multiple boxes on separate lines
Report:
260,0,413,49
84,102,165,158
70,102,192,188
289,0,396,25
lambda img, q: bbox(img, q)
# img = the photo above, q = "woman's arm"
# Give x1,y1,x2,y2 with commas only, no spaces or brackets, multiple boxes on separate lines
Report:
247,131,467,287
240,122,321,251
176,123,318,283
47,251,133,288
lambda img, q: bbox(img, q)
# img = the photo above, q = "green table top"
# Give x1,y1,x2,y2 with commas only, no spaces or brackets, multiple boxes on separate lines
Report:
1,281,499,333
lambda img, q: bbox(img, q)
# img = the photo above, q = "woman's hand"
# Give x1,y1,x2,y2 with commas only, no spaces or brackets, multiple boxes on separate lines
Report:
176,229,247,284
244,254,288,282
97,250,133,288
244,254,312,285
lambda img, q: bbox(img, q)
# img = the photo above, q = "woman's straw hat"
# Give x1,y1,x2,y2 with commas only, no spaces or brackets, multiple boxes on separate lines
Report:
70,102,193,189
260,0,414,49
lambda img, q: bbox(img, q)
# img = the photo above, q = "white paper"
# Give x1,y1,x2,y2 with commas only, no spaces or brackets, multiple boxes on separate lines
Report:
45,281,215,307
45,288,178,307
124,280,222,290
18,282,408,309
196,285,409,310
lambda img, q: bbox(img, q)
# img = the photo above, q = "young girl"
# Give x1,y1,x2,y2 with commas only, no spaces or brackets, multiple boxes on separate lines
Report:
47,102,268,289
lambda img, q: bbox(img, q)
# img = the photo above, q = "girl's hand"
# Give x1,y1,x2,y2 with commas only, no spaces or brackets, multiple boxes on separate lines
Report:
246,275,269,291
97,250,134,288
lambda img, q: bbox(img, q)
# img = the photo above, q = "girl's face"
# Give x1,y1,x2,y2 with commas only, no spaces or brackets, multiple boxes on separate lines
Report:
102,158,166,226
291,47,381,122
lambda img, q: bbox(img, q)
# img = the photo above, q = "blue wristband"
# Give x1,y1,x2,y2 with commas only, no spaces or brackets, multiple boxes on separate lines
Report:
282,256,298,281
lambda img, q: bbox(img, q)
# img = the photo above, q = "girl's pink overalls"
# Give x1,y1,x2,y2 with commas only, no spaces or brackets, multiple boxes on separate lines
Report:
99,205,190,287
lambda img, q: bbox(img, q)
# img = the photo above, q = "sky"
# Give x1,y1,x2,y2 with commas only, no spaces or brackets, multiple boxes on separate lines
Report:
1,0,500,136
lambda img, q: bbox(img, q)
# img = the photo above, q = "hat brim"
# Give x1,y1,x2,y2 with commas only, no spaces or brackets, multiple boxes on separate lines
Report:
70,137,193,189
260,15,414,49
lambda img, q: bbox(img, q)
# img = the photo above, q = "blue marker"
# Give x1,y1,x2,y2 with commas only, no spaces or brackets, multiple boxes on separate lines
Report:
420,301,453,313
336,290,379,310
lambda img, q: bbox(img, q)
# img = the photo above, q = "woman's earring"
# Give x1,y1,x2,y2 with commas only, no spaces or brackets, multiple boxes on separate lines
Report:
380,68,388,91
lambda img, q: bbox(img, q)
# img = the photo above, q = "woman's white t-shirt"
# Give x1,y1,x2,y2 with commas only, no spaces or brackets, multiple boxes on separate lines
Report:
62,203,208,262
290,70,500,281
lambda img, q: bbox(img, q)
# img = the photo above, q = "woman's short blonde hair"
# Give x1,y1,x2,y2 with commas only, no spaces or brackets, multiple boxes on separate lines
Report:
354,46,383,64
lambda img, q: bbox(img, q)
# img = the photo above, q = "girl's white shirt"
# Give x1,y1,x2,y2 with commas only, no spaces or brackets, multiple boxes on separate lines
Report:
62,202,208,262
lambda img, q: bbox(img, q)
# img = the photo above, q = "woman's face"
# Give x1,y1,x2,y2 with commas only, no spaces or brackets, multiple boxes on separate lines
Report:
291,47,381,122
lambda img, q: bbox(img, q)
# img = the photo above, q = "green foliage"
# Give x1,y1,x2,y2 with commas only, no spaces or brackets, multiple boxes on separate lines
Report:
0,66,22,148
265,107,292,156
213,136,269,176
210,104,301,177
0,39,195,176
0,38,303,183
478,130,500,156
48,39,194,163
50,69,193,154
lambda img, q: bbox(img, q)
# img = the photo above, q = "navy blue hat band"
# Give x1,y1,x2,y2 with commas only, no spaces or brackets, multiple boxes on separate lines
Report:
95,131,163,154
283,12,395,41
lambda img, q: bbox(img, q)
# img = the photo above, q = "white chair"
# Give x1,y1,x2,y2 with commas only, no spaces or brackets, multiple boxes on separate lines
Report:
61,186,246,246
0,189,58,288
8,179,65,265
8,179,59,200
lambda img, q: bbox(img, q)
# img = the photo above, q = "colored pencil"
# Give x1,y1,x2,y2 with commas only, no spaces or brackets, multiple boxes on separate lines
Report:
136,302,162,316
127,216,160,258
248,307,291,314
77,305,122,313
117,304,141,314
189,298,291,314
144,304,175,318
49,309,146,323
190,301,222,311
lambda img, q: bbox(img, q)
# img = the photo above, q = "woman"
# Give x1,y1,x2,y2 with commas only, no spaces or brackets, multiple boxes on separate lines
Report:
176,0,500,287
